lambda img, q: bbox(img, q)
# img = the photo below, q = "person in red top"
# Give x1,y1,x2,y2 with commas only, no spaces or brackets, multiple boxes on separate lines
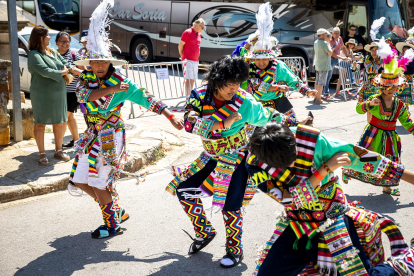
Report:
178,18,205,98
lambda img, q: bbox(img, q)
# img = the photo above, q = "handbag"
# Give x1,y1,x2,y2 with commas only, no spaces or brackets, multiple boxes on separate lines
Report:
63,73,74,85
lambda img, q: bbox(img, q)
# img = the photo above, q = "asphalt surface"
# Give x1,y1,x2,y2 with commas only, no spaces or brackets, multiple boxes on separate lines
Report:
1,94,414,276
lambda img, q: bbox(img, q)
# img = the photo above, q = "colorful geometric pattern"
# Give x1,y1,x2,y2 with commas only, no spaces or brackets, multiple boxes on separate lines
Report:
322,216,368,276
222,210,243,254
100,201,120,229
180,198,216,239
248,61,278,101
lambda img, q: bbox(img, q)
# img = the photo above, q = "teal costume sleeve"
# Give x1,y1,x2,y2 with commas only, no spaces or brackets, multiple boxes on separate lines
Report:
277,61,309,95
314,133,404,183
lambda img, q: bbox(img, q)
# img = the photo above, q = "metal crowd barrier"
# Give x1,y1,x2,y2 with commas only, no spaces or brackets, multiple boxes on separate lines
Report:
278,56,308,97
123,57,308,117
335,60,363,101
122,60,199,118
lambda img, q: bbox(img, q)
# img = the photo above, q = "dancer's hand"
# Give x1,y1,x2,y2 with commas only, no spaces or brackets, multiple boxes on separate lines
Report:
298,116,312,126
326,152,351,171
369,98,381,106
170,116,184,130
277,85,289,93
113,82,129,93
306,90,317,98
224,112,242,128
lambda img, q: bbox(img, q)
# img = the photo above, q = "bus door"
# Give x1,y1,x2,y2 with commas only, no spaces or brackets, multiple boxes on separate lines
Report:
344,2,369,51
170,2,189,59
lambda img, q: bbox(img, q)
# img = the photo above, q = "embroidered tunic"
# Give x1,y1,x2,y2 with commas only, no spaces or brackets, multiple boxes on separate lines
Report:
343,94,414,186
357,55,383,104
69,69,167,196
246,126,408,276
398,60,414,105
247,60,309,103
166,85,297,208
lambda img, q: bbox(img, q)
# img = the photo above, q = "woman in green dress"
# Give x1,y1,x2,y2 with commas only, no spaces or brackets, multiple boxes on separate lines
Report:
343,71,414,196
28,25,72,165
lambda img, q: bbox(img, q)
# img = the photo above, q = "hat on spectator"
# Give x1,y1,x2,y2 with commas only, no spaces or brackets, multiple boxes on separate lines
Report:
316,28,328,36
74,0,125,66
396,27,414,54
80,30,88,43
364,41,379,52
246,3,280,59
345,38,358,47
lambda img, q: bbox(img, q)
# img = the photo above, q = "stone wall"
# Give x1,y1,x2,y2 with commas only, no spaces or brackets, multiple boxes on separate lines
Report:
0,59,11,145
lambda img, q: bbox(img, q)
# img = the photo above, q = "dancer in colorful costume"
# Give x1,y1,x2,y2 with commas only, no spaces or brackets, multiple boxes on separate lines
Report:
246,122,414,276
396,27,414,106
343,38,414,197
246,3,316,121
165,55,309,269
68,0,184,239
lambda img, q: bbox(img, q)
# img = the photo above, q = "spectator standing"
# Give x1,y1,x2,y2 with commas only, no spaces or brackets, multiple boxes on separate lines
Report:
78,30,88,57
56,31,85,148
27,25,71,165
338,38,358,87
344,25,364,52
323,27,344,96
178,18,205,97
314,28,347,104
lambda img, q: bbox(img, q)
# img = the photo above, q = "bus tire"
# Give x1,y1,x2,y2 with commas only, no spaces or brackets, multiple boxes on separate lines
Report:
131,38,153,63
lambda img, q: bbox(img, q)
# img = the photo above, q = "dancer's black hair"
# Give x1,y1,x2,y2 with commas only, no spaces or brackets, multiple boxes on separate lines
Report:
203,55,248,101
249,122,297,169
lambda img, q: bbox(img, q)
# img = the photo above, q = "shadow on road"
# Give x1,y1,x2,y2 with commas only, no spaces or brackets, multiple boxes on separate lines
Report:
346,193,414,216
15,232,247,276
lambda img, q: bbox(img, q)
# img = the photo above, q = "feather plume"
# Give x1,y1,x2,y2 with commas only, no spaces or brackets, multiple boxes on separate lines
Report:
256,3,273,48
404,48,414,60
370,17,386,42
85,0,116,58
377,37,394,62
246,30,260,44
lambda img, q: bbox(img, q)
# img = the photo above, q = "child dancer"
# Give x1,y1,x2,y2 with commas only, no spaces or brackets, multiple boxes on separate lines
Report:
343,38,414,196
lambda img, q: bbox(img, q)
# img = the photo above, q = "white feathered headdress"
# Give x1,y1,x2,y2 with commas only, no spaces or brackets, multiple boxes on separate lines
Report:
246,2,279,59
74,0,125,66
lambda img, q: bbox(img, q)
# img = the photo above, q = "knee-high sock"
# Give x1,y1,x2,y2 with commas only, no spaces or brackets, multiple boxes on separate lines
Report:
180,198,216,239
222,210,243,254
100,201,119,228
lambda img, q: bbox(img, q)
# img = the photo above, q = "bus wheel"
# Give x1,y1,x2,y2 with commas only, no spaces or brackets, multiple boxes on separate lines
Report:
131,38,153,63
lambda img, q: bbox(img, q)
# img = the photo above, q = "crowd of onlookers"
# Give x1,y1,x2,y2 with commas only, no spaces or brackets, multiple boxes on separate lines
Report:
313,25,367,104
27,26,89,165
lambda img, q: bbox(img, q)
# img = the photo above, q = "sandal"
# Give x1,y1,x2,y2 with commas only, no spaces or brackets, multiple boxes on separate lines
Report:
118,207,130,223
220,251,244,269
38,152,49,166
383,187,400,196
183,229,216,255
91,225,123,239
54,149,70,162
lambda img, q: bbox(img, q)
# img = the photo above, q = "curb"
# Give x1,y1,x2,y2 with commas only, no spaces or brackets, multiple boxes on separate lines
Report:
0,140,163,203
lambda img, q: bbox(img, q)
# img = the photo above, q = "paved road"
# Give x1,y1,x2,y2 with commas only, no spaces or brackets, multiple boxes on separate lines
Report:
1,95,414,276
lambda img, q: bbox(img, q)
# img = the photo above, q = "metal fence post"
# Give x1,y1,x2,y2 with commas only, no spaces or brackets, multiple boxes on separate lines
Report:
7,0,23,141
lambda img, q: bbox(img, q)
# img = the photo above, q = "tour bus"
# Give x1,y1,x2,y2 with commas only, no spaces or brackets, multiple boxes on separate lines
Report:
81,0,409,67
11,0,80,34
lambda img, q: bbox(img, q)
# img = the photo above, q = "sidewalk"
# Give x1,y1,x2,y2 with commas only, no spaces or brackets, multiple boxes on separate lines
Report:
0,98,201,203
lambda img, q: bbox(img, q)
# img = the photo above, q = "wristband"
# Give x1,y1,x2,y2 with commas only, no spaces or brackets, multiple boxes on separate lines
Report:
313,170,324,181
168,114,175,121
219,121,224,129
322,163,333,174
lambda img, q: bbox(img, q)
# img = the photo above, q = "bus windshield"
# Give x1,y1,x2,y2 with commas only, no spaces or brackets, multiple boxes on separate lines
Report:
370,0,408,40
38,0,80,32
